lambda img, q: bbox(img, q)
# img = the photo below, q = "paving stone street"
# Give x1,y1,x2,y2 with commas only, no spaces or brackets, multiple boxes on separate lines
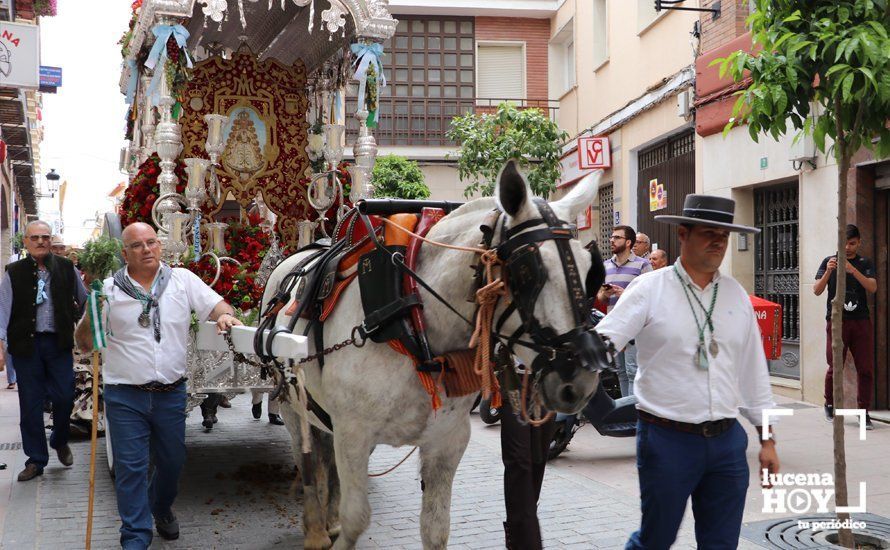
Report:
1,389,888,549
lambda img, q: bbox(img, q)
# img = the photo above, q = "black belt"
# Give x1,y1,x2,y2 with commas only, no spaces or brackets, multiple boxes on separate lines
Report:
130,377,187,393
638,410,736,438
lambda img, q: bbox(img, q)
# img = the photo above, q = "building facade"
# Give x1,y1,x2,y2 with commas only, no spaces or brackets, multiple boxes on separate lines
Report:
347,0,559,200
549,0,698,256
0,0,52,268
695,0,890,412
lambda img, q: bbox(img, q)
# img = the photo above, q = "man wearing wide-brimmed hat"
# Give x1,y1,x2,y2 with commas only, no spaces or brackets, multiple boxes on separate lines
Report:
595,195,780,549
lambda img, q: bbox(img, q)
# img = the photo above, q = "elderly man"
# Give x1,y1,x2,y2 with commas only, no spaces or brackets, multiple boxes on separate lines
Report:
50,235,67,256
0,220,87,481
633,232,651,259
596,195,779,549
77,222,241,549
649,249,668,270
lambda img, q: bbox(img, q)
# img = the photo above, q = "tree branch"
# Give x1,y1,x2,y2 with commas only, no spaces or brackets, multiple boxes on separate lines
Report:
850,95,867,141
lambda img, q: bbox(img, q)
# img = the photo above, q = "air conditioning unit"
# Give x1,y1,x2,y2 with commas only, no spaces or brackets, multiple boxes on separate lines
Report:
789,131,816,163
677,88,692,119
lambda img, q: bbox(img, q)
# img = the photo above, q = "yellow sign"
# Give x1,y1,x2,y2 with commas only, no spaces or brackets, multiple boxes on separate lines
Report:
649,178,667,212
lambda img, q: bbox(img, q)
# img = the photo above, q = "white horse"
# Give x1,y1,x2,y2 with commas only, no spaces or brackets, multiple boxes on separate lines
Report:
262,161,604,549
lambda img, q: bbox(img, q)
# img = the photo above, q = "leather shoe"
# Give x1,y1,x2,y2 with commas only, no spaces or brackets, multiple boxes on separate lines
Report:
17,463,43,482
56,444,73,466
155,511,180,540
268,413,284,425
219,395,232,408
252,402,262,419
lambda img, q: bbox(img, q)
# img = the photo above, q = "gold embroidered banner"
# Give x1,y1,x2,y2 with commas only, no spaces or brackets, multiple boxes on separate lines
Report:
180,44,310,246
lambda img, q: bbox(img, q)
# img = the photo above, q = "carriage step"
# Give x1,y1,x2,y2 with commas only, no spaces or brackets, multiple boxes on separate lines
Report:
196,323,309,360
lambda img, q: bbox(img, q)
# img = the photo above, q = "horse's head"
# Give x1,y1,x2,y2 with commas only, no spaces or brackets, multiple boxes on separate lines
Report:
494,160,609,414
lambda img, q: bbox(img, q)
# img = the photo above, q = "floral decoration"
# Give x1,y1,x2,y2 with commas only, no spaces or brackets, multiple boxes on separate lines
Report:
33,0,57,17
118,153,189,227
191,212,289,312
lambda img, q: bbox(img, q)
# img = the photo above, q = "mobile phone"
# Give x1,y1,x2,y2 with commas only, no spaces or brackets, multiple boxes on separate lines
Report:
602,284,613,289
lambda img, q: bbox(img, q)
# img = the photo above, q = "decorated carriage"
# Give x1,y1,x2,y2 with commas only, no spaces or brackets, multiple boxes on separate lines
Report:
109,0,396,420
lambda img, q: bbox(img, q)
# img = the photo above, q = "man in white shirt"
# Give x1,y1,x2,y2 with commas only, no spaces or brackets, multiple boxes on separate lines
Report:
595,195,779,549
77,222,241,550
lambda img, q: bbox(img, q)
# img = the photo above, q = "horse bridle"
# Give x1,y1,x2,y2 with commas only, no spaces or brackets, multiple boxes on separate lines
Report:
490,198,609,381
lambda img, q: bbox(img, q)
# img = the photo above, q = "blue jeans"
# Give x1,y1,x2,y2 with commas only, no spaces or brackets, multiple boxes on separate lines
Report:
626,420,749,550
12,333,74,469
624,343,639,396
6,351,16,385
615,344,639,397
104,382,187,550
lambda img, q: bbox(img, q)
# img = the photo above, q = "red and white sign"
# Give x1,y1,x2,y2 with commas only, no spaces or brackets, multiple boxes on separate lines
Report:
0,139,6,164
578,136,611,170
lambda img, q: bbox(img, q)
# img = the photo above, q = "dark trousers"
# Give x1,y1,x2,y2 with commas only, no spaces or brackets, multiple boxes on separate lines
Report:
500,396,557,550
824,318,874,410
104,382,188,550
626,420,749,550
12,333,74,469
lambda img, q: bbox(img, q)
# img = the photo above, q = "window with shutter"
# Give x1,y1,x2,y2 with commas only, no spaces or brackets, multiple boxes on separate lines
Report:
477,44,525,100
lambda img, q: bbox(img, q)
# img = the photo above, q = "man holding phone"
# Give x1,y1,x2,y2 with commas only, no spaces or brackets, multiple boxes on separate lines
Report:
597,225,652,396
814,224,876,429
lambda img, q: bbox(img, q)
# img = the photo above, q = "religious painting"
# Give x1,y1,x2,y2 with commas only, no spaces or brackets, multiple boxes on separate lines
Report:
180,44,310,246
222,106,268,179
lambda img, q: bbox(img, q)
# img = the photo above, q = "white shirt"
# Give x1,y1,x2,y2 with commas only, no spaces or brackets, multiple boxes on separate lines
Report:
102,267,223,385
595,260,775,426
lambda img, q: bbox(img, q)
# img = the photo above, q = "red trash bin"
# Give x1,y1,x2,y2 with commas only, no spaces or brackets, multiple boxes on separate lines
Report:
749,295,782,360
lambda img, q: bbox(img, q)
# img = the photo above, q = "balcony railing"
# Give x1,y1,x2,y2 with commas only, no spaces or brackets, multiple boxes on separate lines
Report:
345,97,560,147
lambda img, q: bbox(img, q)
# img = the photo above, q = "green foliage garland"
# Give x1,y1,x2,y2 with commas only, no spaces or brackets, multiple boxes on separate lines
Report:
79,236,123,280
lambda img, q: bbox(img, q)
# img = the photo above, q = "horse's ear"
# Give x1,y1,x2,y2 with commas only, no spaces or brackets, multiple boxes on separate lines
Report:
495,159,529,217
551,169,603,222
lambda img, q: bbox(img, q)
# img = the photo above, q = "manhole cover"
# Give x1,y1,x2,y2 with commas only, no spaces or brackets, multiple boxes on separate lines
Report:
0,442,22,451
742,514,890,548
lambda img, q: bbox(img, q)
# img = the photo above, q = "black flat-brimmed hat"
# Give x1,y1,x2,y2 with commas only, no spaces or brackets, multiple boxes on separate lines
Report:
655,194,760,234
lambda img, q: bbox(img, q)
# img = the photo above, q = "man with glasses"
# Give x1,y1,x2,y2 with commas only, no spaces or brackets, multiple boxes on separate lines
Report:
597,225,652,396
633,232,652,260
77,222,241,549
0,220,87,481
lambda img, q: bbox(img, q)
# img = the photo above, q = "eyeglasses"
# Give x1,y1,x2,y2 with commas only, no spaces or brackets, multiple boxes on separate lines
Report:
609,235,626,241
124,239,160,252
27,234,51,242
635,240,649,244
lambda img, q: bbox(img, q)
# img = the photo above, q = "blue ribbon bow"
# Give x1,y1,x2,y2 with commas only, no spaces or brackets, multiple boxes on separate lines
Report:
350,42,386,123
125,59,139,104
145,24,193,106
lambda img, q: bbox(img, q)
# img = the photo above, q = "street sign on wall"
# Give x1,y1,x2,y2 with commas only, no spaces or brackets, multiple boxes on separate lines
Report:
0,21,41,89
578,136,612,170
39,66,62,88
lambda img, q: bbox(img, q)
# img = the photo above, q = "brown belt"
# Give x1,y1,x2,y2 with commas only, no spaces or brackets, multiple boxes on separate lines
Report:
638,410,736,438
132,377,187,393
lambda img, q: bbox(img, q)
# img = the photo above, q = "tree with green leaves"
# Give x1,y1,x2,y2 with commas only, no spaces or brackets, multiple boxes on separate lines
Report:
371,154,431,199
446,102,568,198
717,1,890,545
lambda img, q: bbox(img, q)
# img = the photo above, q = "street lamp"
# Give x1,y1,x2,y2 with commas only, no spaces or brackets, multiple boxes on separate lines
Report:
45,169,60,197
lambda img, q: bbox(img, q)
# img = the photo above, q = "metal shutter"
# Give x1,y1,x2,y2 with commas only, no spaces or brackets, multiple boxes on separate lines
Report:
477,44,524,100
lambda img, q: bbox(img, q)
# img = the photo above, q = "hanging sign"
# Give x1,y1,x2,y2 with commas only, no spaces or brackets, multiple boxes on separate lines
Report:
578,136,611,170
0,21,40,88
39,66,62,88
649,178,667,212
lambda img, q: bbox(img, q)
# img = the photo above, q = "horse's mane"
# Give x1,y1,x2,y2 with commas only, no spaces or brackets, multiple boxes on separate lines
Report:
445,196,499,219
